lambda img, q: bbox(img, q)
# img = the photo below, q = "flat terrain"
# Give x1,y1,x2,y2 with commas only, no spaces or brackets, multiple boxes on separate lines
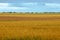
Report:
0,14,60,21
0,14,60,40
0,16,60,20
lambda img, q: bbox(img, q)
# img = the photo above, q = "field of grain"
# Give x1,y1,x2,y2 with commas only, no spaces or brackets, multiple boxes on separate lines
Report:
0,14,60,40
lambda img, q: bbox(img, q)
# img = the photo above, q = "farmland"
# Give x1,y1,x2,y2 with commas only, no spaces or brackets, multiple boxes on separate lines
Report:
0,13,60,40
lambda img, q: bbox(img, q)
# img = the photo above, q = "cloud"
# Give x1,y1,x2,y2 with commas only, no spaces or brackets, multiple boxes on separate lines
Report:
0,7,28,9
0,7,28,10
22,2,38,5
0,3,9,7
0,3,29,12
10,2,39,7
45,3,60,8
0,7,29,12
0,3,60,12
10,2,45,8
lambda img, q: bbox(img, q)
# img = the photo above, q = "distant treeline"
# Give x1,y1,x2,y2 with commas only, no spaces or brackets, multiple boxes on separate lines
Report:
1,12,60,14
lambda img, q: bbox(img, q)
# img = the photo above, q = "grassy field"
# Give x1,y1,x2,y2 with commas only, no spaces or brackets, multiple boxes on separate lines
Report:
0,14,60,40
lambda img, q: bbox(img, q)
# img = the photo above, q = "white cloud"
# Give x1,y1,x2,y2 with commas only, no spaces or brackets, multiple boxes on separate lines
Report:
21,2,38,7
0,3,29,12
0,7,28,9
45,3,60,8
0,7,29,12
0,3,9,7
22,2,38,5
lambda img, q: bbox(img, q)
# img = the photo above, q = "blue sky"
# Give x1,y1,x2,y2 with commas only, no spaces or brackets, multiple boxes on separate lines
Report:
0,0,60,12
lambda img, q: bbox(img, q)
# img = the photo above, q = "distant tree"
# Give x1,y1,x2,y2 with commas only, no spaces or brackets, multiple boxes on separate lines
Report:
31,12,33,14
9,12,12,13
13,12,16,13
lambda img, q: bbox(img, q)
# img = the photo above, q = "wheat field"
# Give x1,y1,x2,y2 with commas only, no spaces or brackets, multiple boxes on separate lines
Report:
0,14,60,40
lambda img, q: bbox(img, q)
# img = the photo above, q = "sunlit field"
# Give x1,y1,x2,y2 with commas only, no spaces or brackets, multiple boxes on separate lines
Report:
0,13,60,40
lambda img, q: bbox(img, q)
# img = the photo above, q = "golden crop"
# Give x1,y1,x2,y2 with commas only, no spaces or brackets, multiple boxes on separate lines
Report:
0,20,60,40
0,14,60,40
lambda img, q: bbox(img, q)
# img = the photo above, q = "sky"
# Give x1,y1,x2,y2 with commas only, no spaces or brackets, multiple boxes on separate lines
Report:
0,0,60,12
